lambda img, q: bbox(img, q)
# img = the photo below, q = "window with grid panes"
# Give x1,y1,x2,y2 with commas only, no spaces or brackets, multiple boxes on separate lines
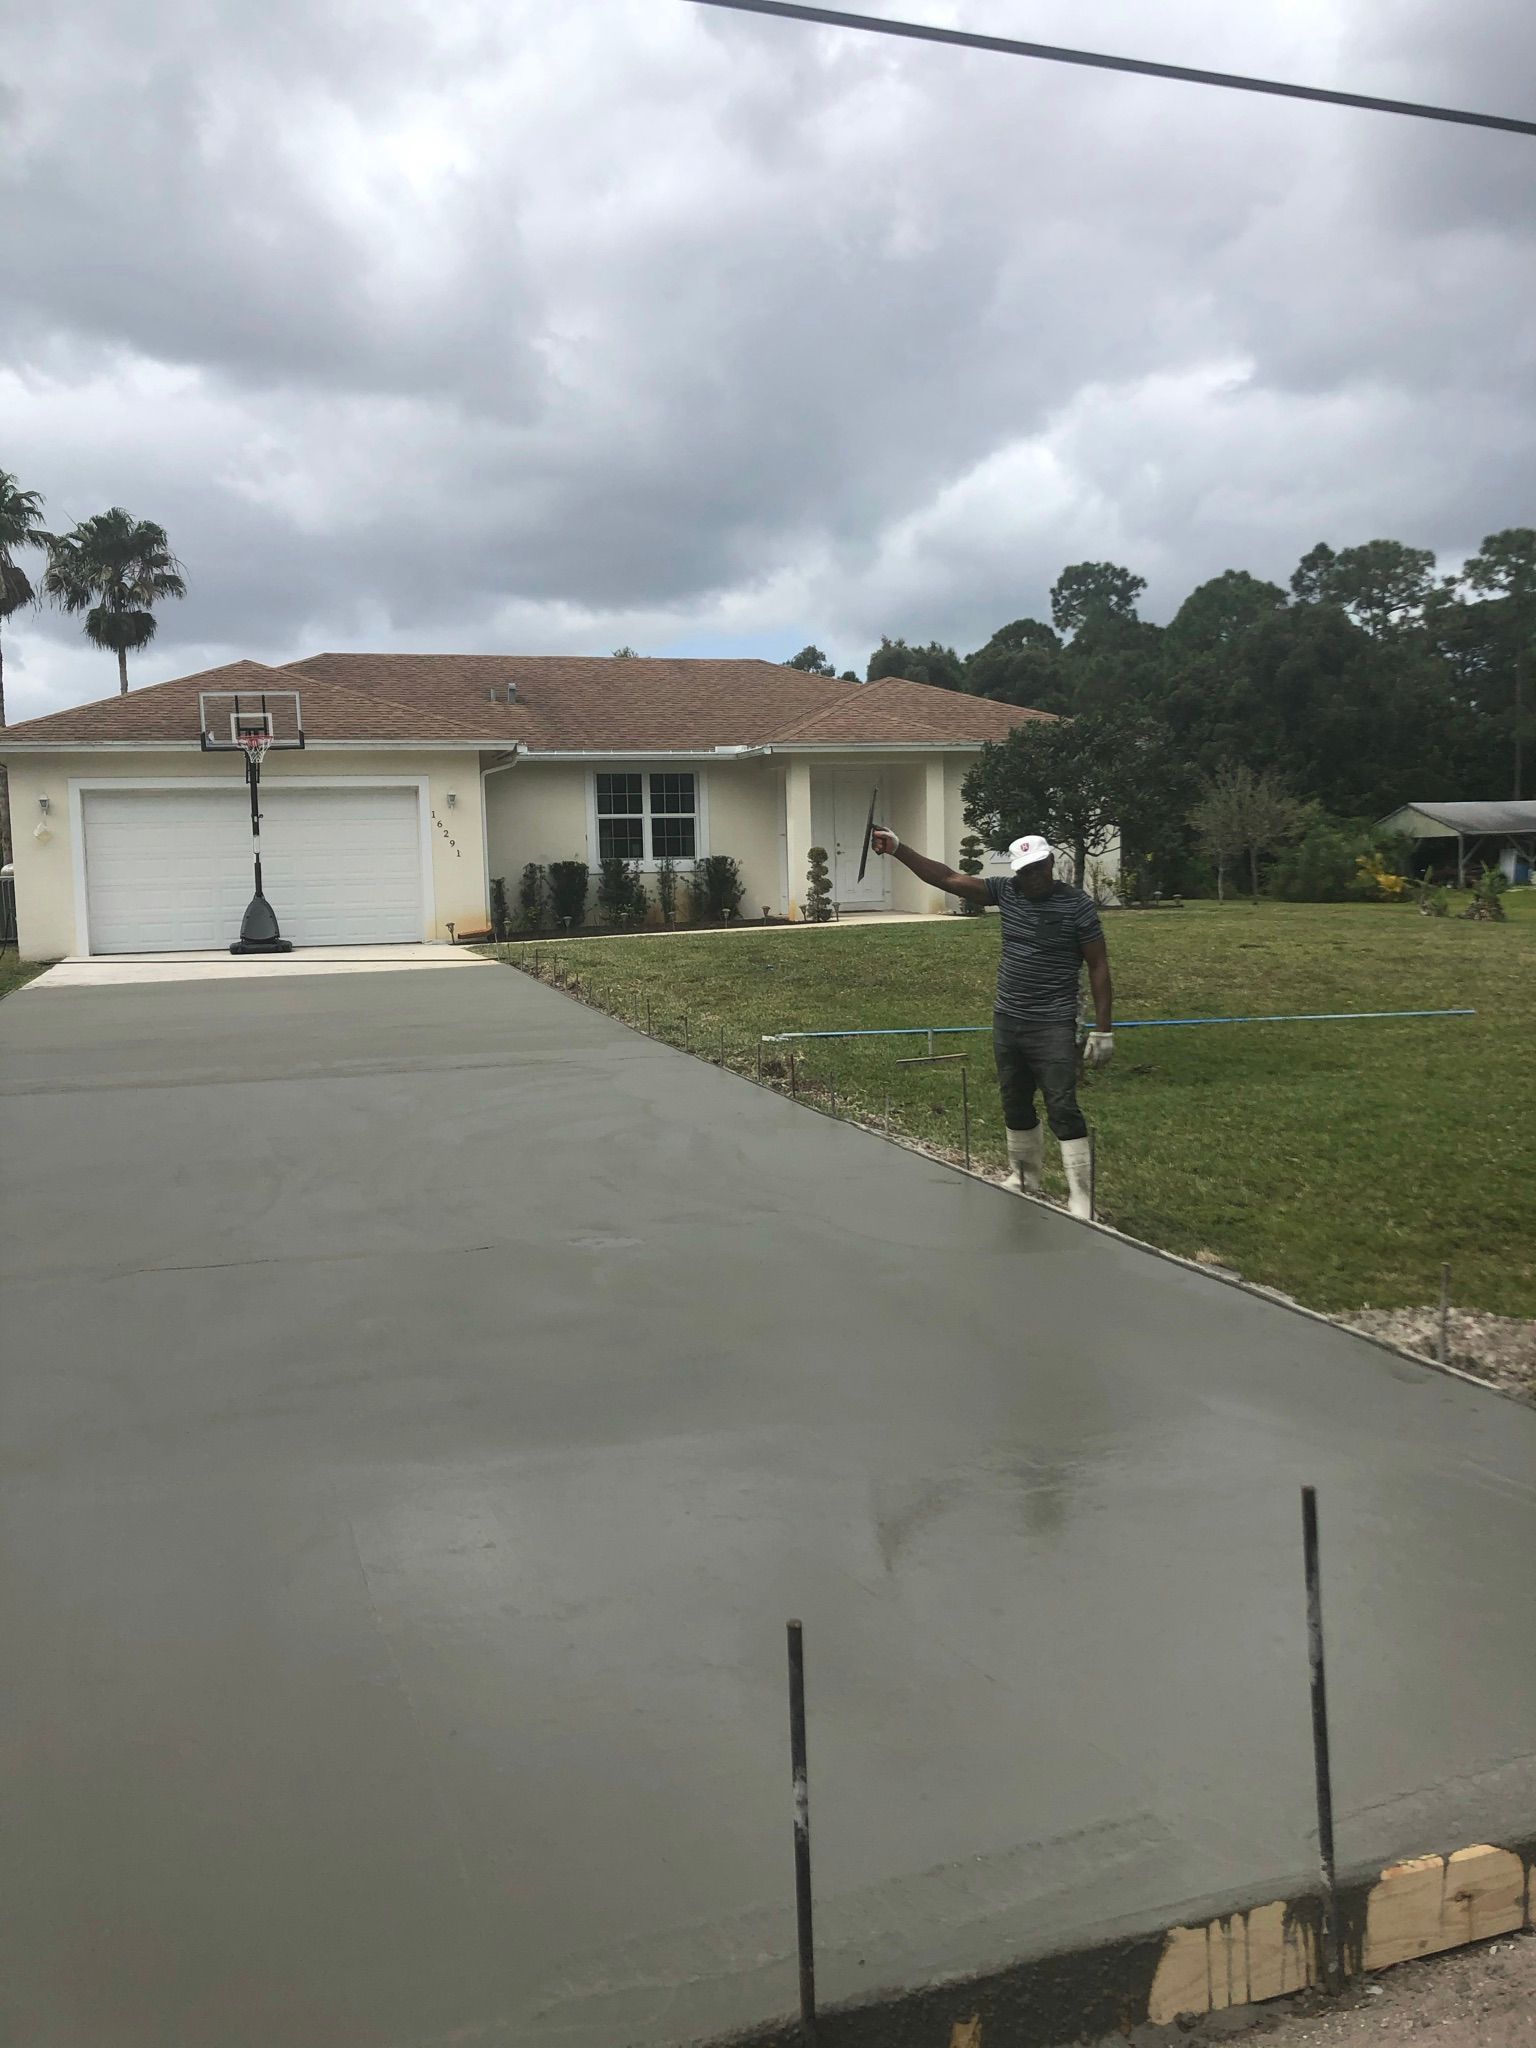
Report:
648,772,697,860
593,770,698,862
595,772,645,860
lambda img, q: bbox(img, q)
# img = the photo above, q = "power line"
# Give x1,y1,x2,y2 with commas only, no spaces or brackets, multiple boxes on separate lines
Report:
683,0,1536,139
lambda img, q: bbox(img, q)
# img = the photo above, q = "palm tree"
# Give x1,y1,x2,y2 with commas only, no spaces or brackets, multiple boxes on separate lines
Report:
44,507,186,696
0,470,53,865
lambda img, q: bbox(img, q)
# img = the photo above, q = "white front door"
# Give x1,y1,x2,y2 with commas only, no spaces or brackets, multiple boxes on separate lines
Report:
81,785,426,952
811,773,889,908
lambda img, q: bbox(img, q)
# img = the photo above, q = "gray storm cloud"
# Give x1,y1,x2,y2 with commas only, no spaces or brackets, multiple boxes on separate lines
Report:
3,0,1532,715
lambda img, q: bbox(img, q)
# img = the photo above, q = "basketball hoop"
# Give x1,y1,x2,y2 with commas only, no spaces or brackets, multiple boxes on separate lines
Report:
238,731,272,776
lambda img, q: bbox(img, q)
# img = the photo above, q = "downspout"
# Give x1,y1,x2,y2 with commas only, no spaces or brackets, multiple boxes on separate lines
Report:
480,747,526,928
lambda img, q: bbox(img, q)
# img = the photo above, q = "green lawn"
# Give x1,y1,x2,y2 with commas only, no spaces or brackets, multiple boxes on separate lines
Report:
501,896,1535,1318
0,955,45,1001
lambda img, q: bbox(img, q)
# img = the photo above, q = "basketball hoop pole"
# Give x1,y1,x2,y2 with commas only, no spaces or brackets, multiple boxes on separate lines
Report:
230,735,293,955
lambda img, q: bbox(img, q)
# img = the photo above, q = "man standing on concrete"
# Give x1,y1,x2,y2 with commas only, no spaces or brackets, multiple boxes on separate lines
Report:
869,829,1113,1218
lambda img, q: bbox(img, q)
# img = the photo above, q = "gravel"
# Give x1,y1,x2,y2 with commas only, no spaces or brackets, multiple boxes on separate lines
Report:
1337,1307,1536,1404
1196,1932,1536,2045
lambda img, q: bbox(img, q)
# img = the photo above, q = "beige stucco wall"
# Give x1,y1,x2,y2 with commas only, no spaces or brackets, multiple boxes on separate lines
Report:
2,748,488,959
480,747,993,928
486,757,790,922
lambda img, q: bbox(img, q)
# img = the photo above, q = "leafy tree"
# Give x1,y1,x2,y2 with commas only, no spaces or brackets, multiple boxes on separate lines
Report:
1289,542,1338,604
611,645,639,659
866,635,964,691
962,705,1185,890
963,618,1069,712
1189,764,1304,901
0,470,52,864
43,508,186,694
1049,561,1145,636
1461,528,1536,797
1326,539,1436,636
784,644,835,674
1168,570,1288,647
1462,527,1536,603
1265,810,1361,902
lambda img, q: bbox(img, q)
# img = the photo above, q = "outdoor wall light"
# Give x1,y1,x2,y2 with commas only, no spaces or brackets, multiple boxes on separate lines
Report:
445,791,458,808
37,795,51,816
34,795,53,844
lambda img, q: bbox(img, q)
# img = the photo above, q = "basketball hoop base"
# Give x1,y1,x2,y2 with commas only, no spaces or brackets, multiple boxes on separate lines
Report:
231,892,293,955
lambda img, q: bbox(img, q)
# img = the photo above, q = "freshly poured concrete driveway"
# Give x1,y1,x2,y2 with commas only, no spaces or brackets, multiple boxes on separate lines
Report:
2,962,1533,2048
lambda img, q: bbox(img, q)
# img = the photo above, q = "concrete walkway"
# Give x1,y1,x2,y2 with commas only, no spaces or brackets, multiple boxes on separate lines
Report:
1,966,1531,2048
26,942,483,988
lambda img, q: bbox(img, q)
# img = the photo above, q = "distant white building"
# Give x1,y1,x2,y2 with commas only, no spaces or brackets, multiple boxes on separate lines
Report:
1377,800,1536,887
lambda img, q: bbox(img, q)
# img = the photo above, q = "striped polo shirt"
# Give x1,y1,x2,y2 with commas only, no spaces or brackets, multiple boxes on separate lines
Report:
983,876,1104,1023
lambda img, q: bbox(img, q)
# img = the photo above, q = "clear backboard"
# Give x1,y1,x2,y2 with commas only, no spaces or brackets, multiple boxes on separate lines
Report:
199,690,305,752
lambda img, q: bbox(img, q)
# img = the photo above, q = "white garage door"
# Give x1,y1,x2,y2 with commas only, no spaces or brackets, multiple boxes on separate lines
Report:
82,785,425,953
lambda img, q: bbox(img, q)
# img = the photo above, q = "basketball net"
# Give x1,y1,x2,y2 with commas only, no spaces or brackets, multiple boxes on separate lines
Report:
238,732,273,777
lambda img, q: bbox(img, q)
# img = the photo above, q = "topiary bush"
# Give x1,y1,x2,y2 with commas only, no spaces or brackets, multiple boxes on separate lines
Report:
958,834,986,915
804,847,834,923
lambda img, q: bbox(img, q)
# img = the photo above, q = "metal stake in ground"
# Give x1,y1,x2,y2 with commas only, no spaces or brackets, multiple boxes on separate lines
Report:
786,1620,817,2044
1439,1262,1452,1366
1301,1486,1343,1993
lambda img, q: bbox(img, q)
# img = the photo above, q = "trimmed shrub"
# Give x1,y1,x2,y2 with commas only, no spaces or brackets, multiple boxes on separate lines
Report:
517,862,547,931
693,854,745,922
655,856,679,925
597,856,647,928
547,860,590,928
490,877,510,940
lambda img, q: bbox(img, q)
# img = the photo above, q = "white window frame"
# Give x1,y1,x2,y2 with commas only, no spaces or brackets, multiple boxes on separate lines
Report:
585,766,709,870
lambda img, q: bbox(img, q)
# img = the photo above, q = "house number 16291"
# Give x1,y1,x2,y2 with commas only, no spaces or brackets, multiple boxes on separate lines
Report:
430,810,462,857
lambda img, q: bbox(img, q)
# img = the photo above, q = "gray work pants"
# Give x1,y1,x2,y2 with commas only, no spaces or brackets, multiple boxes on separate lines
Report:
991,1012,1087,1141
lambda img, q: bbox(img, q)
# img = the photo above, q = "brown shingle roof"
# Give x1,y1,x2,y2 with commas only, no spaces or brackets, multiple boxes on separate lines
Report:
0,659,507,747
2,652,1053,752
771,674,1048,744
283,653,862,750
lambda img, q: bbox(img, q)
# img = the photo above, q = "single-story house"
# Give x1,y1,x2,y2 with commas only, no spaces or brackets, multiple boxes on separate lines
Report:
0,653,1048,958
1376,800,1536,888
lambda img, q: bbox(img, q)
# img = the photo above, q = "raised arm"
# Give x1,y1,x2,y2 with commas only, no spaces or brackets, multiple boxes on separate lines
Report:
870,827,989,905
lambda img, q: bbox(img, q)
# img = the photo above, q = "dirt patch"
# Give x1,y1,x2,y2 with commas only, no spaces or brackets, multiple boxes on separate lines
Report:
1338,1306,1536,1403
1199,1931,1536,2045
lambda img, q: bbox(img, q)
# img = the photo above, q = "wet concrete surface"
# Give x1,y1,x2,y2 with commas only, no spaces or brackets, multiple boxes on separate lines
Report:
1,965,1532,2048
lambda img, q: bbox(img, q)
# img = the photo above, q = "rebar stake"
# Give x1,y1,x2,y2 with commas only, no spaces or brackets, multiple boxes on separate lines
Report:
786,1621,817,2045
1301,1487,1342,1993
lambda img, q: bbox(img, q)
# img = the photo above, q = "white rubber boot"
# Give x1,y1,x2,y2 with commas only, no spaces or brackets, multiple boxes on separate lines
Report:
1059,1136,1094,1221
1003,1124,1043,1195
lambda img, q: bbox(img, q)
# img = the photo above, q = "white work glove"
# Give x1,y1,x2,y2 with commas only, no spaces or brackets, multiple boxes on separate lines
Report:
1083,1030,1115,1069
870,827,899,856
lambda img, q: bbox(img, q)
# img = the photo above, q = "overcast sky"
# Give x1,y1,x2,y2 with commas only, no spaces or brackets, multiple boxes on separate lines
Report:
3,0,1533,719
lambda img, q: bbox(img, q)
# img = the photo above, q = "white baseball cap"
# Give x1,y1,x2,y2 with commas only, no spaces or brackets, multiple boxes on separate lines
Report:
1007,833,1054,872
